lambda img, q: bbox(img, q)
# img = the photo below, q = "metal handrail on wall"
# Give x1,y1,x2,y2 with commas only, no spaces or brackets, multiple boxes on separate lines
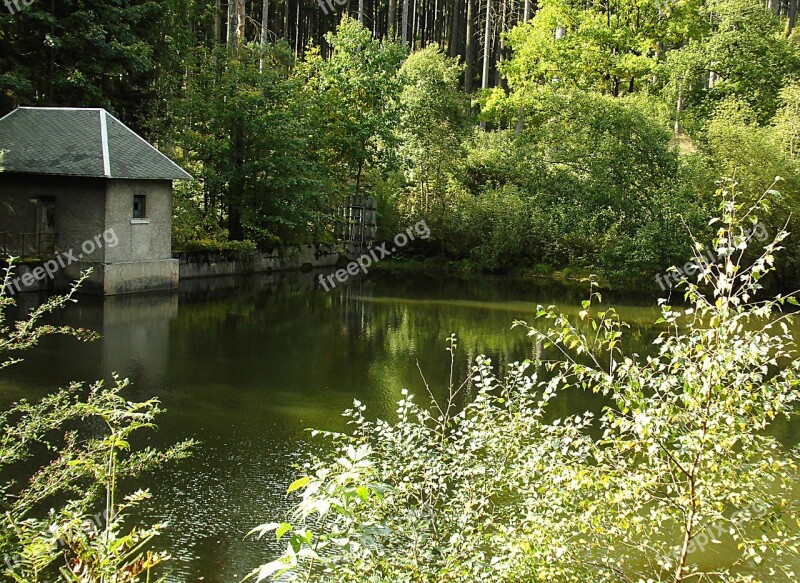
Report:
0,232,58,258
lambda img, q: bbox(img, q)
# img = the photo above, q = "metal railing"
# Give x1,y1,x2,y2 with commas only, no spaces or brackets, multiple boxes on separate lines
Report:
0,232,58,258
341,195,377,248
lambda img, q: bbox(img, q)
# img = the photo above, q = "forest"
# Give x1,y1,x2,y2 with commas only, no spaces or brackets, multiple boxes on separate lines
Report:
2,0,800,289
5,2,800,582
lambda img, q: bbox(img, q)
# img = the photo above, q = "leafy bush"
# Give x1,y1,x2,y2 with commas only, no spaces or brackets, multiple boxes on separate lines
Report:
700,99,800,289
176,238,258,254
252,186,800,582
0,262,192,582
408,93,706,285
171,179,232,251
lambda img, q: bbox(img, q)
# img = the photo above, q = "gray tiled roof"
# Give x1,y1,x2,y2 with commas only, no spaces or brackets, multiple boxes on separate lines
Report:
0,107,192,180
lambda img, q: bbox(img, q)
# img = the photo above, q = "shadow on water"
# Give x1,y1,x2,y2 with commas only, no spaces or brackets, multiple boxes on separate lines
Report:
0,269,796,581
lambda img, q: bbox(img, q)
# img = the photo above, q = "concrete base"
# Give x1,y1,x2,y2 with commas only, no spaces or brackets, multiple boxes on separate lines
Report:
61,259,179,295
104,259,179,295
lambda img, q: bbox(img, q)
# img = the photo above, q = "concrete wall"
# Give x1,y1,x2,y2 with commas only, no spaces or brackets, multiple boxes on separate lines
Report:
177,243,346,279
103,259,179,295
105,179,173,262
60,179,107,263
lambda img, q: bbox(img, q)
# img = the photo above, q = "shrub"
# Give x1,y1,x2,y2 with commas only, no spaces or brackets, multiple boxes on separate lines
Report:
251,183,800,582
176,238,258,255
0,261,192,582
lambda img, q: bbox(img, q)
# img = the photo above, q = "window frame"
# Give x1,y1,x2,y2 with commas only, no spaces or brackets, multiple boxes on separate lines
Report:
132,194,147,220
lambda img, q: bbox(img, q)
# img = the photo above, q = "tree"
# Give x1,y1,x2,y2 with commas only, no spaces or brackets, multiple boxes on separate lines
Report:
298,17,406,197
667,0,800,126
481,87,695,281
464,0,476,93
700,98,800,289
502,0,695,98
0,0,190,131
773,82,800,158
175,42,335,243
396,45,471,224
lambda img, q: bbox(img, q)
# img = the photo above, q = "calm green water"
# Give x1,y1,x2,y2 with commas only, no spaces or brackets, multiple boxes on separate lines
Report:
0,270,795,581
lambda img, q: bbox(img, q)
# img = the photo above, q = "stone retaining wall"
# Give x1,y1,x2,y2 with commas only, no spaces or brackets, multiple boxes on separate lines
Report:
176,243,348,279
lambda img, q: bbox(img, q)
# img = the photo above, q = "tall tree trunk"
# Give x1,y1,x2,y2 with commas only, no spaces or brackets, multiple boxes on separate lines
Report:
431,0,438,46
237,0,245,42
402,0,410,44
412,0,417,46
359,0,365,23
260,0,270,70
389,0,397,37
295,1,300,55
465,0,475,93
215,0,223,43
432,0,438,45
480,0,491,129
449,0,462,57
481,0,492,90
523,0,530,20
495,0,506,86
283,0,290,40
227,0,235,44
228,0,245,48
261,0,270,46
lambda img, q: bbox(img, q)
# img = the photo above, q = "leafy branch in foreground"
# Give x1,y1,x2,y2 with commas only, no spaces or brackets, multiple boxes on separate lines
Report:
0,260,98,370
0,260,193,582
251,179,800,582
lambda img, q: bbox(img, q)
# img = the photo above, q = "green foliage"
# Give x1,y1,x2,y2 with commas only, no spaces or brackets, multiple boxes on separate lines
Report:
170,17,406,245
253,190,800,581
502,0,702,97
394,44,471,219
171,179,235,250
297,17,406,194
4,0,800,290
773,82,800,158
172,180,259,252
696,100,800,288
0,261,193,582
173,41,335,244
667,0,800,126
0,0,184,130
437,91,705,283
176,238,258,254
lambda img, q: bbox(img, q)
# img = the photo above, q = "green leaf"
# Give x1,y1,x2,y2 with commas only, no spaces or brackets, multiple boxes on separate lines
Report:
275,522,292,542
287,476,311,493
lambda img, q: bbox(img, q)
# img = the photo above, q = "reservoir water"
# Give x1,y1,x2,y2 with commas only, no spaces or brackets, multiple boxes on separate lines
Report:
1,269,794,581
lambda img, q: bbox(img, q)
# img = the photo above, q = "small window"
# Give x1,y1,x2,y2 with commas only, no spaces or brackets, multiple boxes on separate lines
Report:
133,195,147,219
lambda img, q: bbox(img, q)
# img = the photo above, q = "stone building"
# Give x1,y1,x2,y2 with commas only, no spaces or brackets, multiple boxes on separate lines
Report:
0,106,191,294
